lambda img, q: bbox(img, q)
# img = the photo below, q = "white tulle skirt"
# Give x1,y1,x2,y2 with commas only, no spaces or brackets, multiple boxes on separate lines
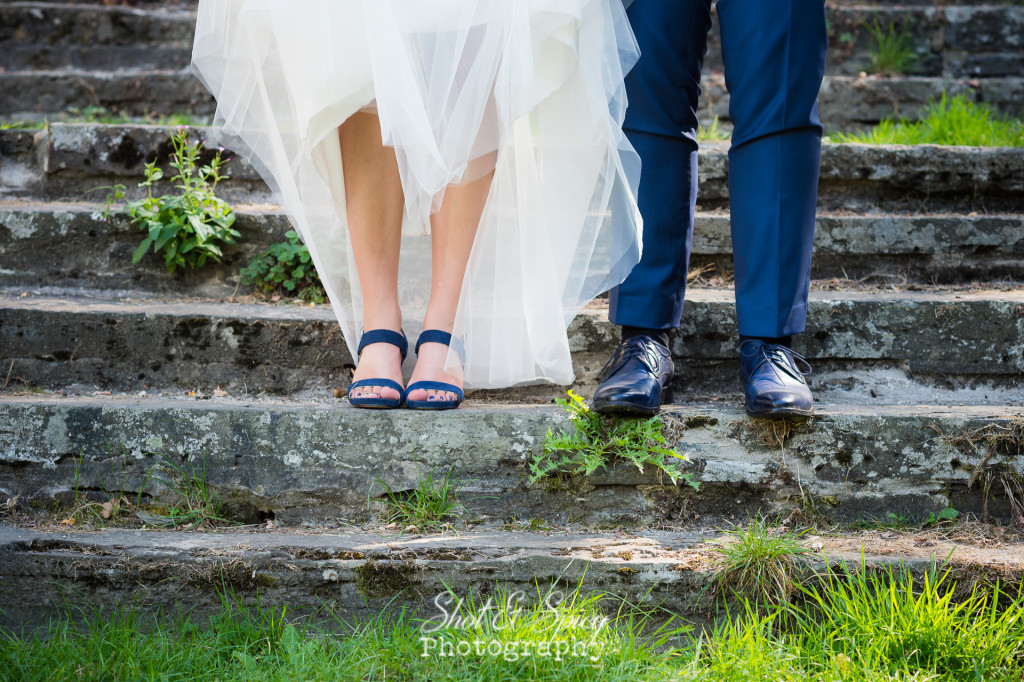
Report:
192,0,642,388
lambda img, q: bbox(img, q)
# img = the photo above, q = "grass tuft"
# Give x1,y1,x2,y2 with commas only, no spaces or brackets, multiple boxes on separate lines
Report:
867,19,920,75
138,455,231,529
375,469,465,532
711,517,810,607
697,116,730,141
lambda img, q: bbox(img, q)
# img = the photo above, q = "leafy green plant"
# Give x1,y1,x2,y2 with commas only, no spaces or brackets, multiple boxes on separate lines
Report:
833,93,1024,147
102,127,240,273
239,230,326,303
867,19,919,75
925,507,959,527
711,516,810,607
855,511,913,531
375,469,464,532
530,390,698,489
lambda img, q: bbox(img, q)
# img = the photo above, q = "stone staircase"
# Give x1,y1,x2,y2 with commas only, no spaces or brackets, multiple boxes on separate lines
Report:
0,0,1022,630
2,0,1022,130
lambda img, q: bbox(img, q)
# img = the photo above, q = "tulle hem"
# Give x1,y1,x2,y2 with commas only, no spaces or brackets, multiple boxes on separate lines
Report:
192,0,642,388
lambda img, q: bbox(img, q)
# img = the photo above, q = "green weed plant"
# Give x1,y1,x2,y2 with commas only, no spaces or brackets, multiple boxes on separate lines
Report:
102,127,240,273
239,230,326,303
531,390,698,489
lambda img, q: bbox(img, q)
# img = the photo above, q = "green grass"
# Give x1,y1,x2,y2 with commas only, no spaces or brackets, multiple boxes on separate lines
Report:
0,121,46,131
867,19,919,75
4,567,1023,681
375,469,465,532
696,116,730,142
1,109,208,131
833,94,1024,147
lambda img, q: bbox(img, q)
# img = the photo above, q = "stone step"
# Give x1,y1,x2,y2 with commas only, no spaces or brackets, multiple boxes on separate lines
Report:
1,290,1022,399
2,67,1020,132
0,396,1021,528
699,73,1024,133
5,524,1018,632
3,124,1022,213
5,3,1021,80
811,5,1024,79
0,2,195,71
3,202,1022,294
0,68,211,122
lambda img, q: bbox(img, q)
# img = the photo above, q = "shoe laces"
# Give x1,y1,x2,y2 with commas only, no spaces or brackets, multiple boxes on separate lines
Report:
739,340,813,378
598,335,665,380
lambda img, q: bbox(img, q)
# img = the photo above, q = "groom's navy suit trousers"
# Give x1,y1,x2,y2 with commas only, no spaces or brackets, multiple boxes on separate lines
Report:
609,0,828,337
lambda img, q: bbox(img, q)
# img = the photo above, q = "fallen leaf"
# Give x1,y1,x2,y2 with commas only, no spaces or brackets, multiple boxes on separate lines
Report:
61,517,75,526
100,501,114,519
880,531,898,540
333,388,345,398
385,522,399,530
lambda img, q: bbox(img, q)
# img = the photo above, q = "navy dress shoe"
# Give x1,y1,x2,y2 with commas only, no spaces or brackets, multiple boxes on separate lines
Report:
593,335,674,415
739,340,814,419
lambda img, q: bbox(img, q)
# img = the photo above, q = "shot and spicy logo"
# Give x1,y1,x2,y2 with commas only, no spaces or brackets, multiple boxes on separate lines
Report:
419,590,610,662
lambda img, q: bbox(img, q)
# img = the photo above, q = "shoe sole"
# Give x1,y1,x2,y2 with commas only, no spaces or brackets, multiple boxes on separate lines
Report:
745,406,814,420
592,387,673,417
592,397,668,417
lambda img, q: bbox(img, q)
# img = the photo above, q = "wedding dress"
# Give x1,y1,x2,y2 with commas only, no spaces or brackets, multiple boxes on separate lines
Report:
192,0,642,388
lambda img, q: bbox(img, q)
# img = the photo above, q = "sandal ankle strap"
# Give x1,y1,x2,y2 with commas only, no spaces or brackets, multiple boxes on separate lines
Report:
414,330,451,354
415,329,466,364
358,329,408,361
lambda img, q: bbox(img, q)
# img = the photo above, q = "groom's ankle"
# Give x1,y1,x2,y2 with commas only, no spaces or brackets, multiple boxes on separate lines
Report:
739,334,793,348
621,326,670,348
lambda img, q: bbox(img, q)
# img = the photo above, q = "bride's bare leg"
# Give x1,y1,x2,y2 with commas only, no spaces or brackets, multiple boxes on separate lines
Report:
341,112,405,401
407,169,495,402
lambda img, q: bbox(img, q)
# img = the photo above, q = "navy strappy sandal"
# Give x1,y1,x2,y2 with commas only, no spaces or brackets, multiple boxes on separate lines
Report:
405,330,464,410
346,329,408,409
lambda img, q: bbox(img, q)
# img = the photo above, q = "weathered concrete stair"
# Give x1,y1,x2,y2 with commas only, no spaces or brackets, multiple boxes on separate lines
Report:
2,290,1022,398
1,395,1021,526
3,2,1022,129
6,2,1021,77
5,70,1020,133
4,124,1023,212
5,203,1024,293
4,524,1021,633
